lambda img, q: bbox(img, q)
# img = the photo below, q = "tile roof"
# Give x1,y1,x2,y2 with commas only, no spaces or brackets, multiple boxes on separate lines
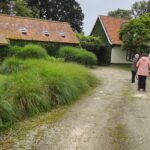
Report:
0,14,79,45
0,34,8,45
99,15,128,45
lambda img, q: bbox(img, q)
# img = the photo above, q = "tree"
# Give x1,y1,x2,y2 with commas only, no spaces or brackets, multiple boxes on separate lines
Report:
0,0,10,14
0,0,32,17
119,13,150,54
131,0,150,18
26,0,84,32
14,0,32,17
108,8,132,19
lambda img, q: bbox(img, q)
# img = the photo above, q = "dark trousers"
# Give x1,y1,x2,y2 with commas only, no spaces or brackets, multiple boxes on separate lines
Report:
138,75,147,90
131,71,136,83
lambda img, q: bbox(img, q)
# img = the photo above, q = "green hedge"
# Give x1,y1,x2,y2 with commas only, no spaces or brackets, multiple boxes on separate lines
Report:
0,59,97,128
59,46,97,65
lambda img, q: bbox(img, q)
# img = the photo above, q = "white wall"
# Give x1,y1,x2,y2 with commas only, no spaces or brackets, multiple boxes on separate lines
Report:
111,46,130,64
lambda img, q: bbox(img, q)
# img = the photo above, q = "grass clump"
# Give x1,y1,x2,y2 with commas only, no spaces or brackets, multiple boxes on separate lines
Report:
9,45,22,56
0,99,15,128
0,59,97,129
59,46,97,65
18,44,48,59
7,70,50,118
9,44,48,59
0,57,25,74
0,56,65,74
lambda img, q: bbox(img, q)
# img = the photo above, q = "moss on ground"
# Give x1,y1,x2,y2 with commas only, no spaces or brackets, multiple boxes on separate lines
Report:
0,107,67,149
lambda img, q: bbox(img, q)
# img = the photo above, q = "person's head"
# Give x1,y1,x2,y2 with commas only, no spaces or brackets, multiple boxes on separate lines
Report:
135,54,139,59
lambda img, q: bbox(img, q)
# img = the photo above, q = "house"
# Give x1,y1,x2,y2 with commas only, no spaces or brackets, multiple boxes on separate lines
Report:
91,15,130,64
0,14,79,45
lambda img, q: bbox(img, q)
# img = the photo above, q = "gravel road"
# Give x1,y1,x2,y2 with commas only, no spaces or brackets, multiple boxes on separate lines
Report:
3,67,150,150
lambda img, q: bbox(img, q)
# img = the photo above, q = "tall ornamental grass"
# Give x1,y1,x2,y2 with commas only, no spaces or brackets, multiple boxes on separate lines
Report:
59,46,97,65
9,44,48,59
0,57,64,74
0,57,25,74
0,59,97,129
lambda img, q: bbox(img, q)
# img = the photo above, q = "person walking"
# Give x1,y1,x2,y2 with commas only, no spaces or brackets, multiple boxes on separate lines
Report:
136,53,150,92
131,54,139,83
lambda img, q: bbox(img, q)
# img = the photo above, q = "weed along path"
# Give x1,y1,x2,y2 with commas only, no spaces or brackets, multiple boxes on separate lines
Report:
1,67,150,150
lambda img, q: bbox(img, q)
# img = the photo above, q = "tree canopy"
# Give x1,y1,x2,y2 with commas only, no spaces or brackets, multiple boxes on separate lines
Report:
0,0,9,14
0,0,32,17
26,0,84,32
108,0,150,19
131,0,150,18
119,13,150,54
108,9,132,19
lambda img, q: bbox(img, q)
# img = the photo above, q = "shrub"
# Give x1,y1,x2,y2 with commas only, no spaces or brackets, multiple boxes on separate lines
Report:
17,44,48,59
76,50,98,65
8,44,48,59
9,40,63,57
77,33,111,65
59,46,97,65
41,43,62,57
15,44,48,59
77,33,103,51
0,59,97,128
0,57,25,74
9,45,23,56
59,46,77,61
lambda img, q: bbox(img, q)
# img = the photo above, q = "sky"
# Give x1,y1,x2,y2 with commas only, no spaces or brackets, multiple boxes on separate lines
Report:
76,0,140,35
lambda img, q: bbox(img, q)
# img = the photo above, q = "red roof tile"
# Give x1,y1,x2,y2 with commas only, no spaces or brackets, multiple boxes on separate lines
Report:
0,14,79,45
99,15,128,45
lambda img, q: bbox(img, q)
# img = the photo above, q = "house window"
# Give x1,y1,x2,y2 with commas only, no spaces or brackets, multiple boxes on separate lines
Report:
19,27,27,34
126,50,134,61
43,30,49,36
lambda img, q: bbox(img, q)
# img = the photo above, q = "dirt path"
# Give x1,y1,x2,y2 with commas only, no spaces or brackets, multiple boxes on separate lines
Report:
2,67,150,150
